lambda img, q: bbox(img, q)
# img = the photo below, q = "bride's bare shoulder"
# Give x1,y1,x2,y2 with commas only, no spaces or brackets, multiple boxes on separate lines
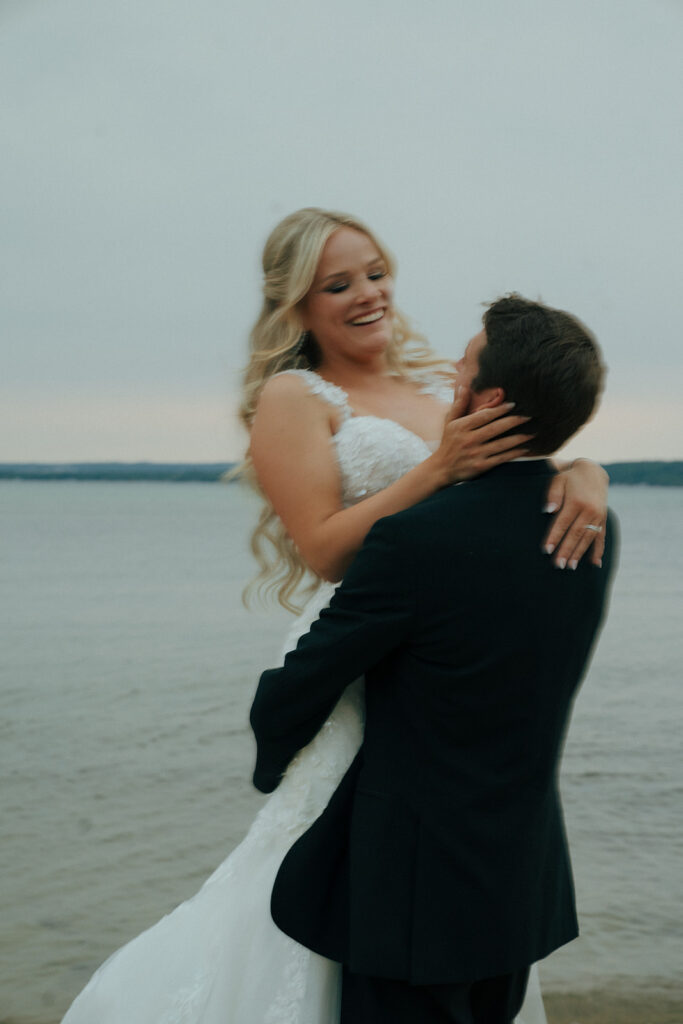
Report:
257,370,312,404
253,372,317,420
251,372,339,451
255,370,348,426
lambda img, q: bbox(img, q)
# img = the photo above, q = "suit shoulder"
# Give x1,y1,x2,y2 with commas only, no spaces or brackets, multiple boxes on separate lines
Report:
380,484,479,531
365,490,467,557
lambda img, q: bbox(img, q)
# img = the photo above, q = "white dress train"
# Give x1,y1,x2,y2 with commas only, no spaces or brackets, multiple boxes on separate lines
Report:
63,370,547,1024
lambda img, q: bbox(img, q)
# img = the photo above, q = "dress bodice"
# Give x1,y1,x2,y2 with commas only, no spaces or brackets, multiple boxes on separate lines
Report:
280,369,453,507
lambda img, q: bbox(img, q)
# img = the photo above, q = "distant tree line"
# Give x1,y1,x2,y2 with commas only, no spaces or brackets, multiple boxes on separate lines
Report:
602,462,683,486
0,461,682,485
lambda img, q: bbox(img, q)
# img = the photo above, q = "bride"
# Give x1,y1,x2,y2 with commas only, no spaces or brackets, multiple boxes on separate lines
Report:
62,208,607,1023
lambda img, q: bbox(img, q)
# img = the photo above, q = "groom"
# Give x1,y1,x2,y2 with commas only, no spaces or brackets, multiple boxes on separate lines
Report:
250,294,618,1023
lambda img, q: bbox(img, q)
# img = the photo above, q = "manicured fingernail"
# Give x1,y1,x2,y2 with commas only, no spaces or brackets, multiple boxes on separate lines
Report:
544,543,555,555
595,559,603,568
505,401,516,409
556,558,567,570
569,560,578,570
543,502,559,514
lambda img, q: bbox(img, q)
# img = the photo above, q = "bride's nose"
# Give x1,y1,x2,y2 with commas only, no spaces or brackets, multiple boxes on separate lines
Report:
356,277,382,303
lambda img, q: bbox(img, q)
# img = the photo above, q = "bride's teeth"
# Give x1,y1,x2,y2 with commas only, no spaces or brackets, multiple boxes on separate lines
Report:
351,311,383,325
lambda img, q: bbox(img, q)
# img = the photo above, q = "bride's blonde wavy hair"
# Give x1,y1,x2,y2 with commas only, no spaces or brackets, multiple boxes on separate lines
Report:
239,207,449,612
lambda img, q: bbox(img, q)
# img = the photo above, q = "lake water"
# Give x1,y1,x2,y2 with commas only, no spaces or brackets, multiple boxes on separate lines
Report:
1,482,682,1023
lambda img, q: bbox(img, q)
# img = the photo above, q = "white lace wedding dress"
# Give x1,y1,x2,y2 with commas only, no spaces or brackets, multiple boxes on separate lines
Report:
62,370,547,1024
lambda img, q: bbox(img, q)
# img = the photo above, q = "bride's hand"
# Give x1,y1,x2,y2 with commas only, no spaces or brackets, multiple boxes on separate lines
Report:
430,385,534,485
542,460,609,568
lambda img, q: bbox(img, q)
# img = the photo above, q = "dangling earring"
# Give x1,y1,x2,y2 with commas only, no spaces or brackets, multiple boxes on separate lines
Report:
294,331,309,357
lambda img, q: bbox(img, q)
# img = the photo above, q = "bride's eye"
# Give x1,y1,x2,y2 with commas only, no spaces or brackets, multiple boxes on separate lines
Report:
368,269,386,281
325,281,348,294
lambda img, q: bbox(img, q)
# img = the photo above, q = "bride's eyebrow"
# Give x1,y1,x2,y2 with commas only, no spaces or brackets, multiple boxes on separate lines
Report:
318,258,385,285
319,270,348,284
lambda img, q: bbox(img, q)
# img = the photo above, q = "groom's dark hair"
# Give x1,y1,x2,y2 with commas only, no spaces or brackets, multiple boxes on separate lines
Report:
474,294,605,455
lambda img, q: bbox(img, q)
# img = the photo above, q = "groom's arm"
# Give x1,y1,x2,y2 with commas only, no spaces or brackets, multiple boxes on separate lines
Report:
250,516,415,793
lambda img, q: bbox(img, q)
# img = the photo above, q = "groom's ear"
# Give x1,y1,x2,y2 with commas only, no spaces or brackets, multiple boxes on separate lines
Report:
469,386,506,412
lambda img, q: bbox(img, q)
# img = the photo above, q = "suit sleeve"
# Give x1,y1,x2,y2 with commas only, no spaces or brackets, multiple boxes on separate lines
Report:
250,517,415,792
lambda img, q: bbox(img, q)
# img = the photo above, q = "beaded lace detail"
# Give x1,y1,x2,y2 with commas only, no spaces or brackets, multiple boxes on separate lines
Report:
282,369,352,422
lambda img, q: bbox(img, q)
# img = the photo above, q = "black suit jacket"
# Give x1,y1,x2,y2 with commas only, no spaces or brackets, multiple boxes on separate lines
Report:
250,461,617,985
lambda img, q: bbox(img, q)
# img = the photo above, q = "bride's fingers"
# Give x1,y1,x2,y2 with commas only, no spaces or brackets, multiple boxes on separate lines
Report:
479,432,535,457
481,449,530,470
454,401,516,425
468,414,533,443
590,525,607,567
446,396,515,425
543,505,607,568
438,405,534,483
550,518,606,569
562,525,606,569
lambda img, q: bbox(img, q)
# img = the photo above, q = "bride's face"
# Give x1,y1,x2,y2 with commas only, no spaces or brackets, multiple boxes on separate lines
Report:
300,227,394,365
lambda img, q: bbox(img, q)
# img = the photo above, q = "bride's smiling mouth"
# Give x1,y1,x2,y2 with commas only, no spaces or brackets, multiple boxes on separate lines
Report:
349,310,385,326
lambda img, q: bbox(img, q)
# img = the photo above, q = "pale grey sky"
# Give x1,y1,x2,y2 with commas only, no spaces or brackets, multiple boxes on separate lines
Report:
2,0,681,461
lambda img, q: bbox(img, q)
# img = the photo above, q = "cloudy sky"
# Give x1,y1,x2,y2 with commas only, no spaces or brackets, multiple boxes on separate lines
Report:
2,0,681,463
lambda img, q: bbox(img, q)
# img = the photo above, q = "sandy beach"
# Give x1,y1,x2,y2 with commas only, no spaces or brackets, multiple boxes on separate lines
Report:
545,990,683,1024
3,989,683,1024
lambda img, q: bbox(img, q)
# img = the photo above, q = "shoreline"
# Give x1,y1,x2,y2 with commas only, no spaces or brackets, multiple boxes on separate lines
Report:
544,989,683,1023
2,989,683,1024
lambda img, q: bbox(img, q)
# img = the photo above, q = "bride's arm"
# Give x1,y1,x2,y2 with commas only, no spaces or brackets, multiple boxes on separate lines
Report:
249,375,530,582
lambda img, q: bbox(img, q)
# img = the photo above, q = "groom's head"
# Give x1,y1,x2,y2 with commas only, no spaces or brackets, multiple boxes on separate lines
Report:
457,294,605,455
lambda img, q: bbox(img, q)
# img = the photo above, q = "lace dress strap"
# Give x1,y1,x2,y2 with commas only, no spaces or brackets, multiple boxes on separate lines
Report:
277,369,352,423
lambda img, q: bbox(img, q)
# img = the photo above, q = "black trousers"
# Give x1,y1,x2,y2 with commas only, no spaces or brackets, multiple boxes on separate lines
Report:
341,964,531,1024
